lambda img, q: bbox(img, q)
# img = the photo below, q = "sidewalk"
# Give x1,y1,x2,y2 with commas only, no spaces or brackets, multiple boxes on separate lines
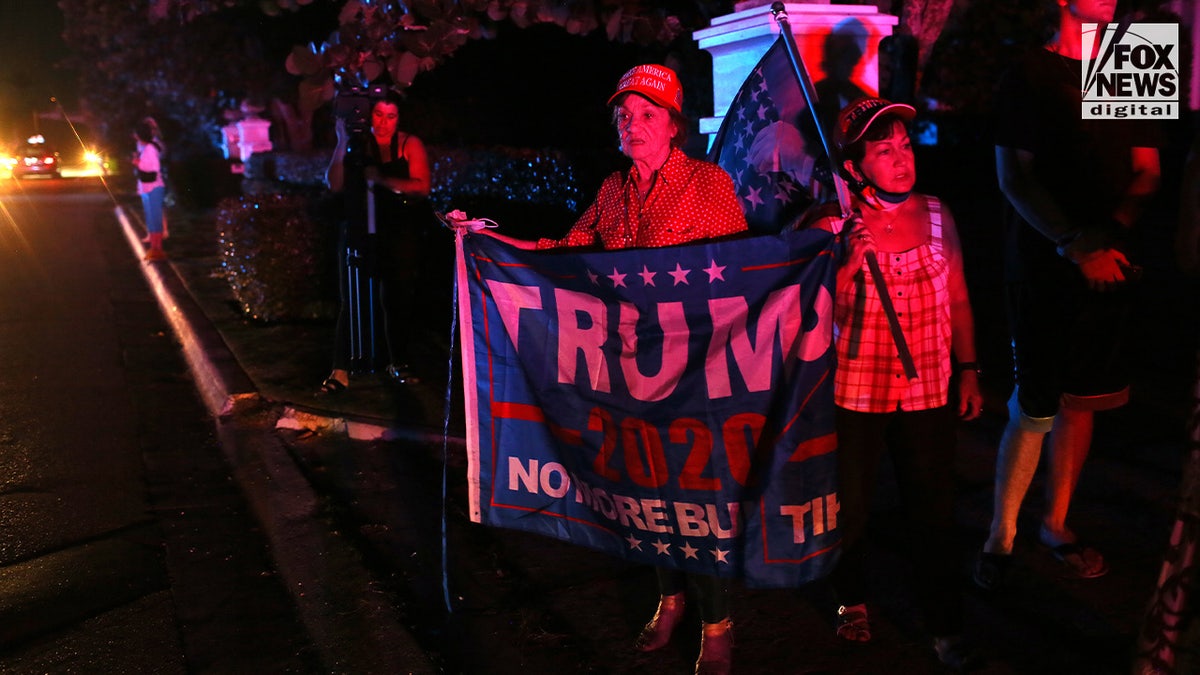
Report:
114,203,439,674
119,198,1196,674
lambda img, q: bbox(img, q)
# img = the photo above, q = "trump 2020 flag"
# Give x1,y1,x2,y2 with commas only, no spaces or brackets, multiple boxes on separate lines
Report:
706,37,824,234
455,228,841,588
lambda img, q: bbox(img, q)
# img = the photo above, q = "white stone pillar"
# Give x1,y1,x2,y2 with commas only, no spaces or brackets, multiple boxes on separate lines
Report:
236,117,273,164
694,1,898,143
220,123,241,161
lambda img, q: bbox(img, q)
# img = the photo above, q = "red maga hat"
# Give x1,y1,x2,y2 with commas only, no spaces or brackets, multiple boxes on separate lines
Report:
607,64,683,113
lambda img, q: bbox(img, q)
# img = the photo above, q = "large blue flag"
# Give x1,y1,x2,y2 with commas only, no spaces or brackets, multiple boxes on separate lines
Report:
455,228,841,588
706,37,826,234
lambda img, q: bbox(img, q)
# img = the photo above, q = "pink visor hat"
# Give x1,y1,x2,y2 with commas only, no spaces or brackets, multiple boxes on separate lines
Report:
835,97,916,149
607,64,683,113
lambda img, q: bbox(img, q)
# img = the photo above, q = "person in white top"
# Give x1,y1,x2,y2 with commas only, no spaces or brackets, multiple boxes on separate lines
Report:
133,120,167,261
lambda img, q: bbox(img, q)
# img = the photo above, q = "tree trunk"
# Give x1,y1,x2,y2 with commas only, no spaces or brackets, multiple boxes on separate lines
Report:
900,0,956,91
271,98,313,153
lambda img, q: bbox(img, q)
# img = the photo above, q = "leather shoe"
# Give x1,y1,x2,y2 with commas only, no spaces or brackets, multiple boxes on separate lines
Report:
695,618,733,675
634,593,685,652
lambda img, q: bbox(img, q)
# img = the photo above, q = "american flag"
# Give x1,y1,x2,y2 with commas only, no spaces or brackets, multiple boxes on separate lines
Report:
707,37,827,234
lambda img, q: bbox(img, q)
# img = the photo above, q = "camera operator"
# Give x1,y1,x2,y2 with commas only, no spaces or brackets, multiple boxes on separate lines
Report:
319,88,433,395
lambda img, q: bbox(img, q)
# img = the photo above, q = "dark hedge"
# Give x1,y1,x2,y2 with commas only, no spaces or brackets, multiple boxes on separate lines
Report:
218,192,337,323
220,146,585,322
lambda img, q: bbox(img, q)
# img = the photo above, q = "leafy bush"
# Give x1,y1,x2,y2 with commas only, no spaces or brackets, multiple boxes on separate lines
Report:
428,145,585,239
245,150,329,186
166,155,245,210
218,193,337,322
220,145,585,322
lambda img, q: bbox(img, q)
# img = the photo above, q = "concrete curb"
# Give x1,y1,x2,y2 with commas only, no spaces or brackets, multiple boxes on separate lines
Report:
114,206,257,418
116,205,437,673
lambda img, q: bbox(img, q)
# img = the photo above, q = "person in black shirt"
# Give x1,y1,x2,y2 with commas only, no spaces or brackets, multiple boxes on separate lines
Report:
975,0,1162,589
320,91,433,394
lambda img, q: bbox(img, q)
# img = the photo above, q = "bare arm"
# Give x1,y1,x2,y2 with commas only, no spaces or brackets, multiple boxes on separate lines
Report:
811,213,871,295
939,205,982,420
994,145,1078,245
374,134,433,198
1114,146,1161,227
995,145,1135,291
475,228,537,250
325,118,349,192
1180,140,1200,275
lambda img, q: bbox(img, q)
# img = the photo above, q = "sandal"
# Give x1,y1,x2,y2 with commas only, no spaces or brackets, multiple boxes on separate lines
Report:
316,376,347,396
1047,542,1108,579
972,551,1013,592
934,634,982,670
835,603,871,643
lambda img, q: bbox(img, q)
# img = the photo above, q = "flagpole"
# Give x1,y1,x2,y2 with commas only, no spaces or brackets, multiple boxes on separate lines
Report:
770,2,918,381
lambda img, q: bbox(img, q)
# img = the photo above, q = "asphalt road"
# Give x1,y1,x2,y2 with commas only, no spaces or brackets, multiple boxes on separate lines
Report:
0,177,319,672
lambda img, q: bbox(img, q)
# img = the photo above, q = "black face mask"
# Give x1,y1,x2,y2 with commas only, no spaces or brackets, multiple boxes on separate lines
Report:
872,186,912,204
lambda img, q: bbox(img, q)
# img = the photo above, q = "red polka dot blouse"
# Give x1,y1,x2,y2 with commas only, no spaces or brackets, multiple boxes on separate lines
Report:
537,147,748,250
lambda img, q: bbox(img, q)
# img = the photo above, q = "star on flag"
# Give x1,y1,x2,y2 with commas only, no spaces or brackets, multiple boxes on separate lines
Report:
584,261,731,288
705,36,821,234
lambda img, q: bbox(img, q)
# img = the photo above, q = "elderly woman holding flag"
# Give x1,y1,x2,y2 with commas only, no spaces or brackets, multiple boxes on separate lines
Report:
804,97,983,669
461,63,746,675
476,65,746,252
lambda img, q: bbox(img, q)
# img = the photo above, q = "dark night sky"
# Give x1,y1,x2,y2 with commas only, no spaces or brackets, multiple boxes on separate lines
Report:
0,1,73,147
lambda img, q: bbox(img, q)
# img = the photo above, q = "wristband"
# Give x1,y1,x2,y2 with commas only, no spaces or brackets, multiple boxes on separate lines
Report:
1060,224,1121,261
1054,230,1081,248
955,361,981,374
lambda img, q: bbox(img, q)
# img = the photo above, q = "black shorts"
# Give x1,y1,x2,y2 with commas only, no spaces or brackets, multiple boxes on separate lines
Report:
1006,277,1135,419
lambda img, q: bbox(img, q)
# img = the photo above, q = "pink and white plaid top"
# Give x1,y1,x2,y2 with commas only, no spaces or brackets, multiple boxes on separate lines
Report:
834,197,952,413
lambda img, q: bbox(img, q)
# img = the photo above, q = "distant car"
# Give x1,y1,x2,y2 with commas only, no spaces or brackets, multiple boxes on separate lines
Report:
11,135,62,178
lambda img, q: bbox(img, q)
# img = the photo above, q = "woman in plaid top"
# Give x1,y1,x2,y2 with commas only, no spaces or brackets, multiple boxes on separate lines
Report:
806,97,983,669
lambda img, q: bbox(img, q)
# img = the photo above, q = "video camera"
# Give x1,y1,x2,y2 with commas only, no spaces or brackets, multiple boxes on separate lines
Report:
333,82,388,135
